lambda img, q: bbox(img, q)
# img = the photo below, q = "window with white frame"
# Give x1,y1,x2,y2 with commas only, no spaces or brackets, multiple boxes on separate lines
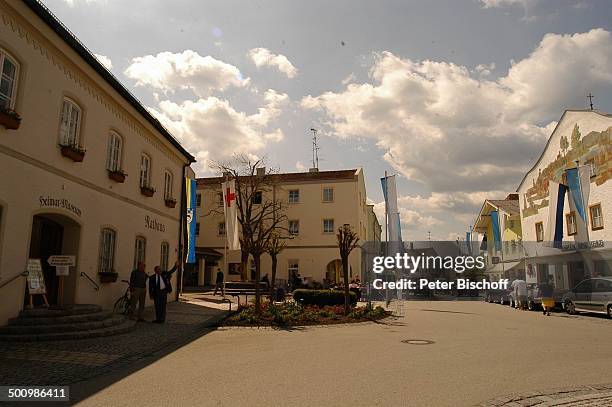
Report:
322,187,334,202
323,218,334,233
288,189,300,203
133,236,146,269
590,204,603,230
0,50,19,110
106,132,122,172
289,219,299,235
164,171,173,199
535,222,544,242
59,98,82,147
139,154,151,188
99,228,116,273
160,242,169,272
566,212,577,236
288,260,299,276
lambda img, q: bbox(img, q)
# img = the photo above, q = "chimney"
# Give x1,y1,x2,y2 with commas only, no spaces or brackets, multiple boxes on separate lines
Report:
256,167,266,176
505,193,519,201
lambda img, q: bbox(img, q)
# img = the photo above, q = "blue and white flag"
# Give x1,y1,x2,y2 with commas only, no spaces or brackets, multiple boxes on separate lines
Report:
490,210,502,252
545,180,567,248
566,166,590,243
185,178,197,263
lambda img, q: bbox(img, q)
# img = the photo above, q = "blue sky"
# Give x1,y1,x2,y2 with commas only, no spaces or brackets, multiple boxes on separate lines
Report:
45,0,612,240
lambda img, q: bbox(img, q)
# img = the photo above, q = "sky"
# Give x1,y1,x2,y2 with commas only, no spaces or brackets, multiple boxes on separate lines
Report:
43,0,612,241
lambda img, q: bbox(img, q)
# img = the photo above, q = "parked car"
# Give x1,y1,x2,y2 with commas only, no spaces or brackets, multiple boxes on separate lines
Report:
562,277,612,318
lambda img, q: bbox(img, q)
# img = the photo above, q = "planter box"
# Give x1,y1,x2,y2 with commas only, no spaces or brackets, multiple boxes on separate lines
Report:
140,186,155,197
98,272,118,283
108,170,126,183
0,110,21,130
60,145,86,162
165,198,177,208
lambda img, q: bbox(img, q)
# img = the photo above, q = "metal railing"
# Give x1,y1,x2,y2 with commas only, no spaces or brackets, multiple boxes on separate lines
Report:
0,271,28,290
80,271,100,291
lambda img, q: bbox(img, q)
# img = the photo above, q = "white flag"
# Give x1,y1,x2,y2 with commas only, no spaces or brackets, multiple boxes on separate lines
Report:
381,175,401,242
221,180,241,250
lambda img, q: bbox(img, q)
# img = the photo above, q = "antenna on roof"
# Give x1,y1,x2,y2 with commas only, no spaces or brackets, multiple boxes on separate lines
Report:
587,93,594,111
310,128,320,172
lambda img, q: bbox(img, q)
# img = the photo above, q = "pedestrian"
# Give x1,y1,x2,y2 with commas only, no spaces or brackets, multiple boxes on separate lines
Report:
213,268,224,296
149,260,179,323
261,273,270,286
540,278,555,316
129,262,148,322
512,279,528,310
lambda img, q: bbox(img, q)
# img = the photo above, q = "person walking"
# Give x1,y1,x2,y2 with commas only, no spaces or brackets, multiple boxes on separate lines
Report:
149,260,179,323
213,268,224,296
129,262,148,322
540,278,555,316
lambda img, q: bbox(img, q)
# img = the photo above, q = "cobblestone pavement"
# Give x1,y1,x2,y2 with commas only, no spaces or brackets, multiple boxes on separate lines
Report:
480,384,612,406
0,298,227,388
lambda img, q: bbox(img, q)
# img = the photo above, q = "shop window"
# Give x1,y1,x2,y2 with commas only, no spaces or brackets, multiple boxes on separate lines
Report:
99,228,116,273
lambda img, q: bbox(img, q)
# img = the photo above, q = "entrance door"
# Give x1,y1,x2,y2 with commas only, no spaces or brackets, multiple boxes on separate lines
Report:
28,216,63,305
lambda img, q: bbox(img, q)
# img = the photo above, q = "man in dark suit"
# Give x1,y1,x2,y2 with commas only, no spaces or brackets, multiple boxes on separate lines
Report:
149,260,179,323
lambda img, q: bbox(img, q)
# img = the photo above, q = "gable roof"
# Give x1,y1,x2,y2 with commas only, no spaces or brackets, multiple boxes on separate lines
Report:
197,169,358,186
22,0,195,163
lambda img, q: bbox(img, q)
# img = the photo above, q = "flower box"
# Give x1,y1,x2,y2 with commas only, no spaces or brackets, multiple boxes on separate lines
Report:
0,109,21,130
108,169,127,183
98,271,118,283
165,197,177,208
60,144,86,162
140,185,155,197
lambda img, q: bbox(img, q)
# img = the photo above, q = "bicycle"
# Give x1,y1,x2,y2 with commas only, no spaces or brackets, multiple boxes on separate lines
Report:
113,279,132,315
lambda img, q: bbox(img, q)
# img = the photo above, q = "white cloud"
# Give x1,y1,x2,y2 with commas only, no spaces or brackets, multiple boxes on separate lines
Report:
248,48,298,78
341,73,357,85
302,29,612,240
124,50,248,97
479,0,535,8
94,53,112,70
295,161,307,172
149,89,288,173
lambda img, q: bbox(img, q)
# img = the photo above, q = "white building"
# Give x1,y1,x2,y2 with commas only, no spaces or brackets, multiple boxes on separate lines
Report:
0,0,194,326
517,110,611,290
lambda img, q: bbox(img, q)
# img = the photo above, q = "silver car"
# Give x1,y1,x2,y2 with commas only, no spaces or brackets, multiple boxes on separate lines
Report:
562,277,612,318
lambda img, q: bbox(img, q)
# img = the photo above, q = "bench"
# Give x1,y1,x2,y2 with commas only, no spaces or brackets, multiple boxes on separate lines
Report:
223,281,270,307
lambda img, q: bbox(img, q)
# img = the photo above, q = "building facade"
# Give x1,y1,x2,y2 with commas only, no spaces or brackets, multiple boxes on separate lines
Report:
0,0,194,325
517,110,611,289
193,168,381,286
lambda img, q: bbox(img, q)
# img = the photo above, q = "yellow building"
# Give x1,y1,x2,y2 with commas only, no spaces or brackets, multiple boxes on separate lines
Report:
473,194,524,281
0,0,194,327
193,168,381,286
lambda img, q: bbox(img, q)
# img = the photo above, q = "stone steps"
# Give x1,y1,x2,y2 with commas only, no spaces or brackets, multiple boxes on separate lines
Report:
0,304,136,342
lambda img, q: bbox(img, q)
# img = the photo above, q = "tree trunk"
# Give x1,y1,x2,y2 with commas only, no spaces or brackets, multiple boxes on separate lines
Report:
254,253,262,314
270,255,278,297
342,255,350,315
240,249,249,281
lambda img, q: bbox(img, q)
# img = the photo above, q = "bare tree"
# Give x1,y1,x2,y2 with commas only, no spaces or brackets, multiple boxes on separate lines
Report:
337,224,360,314
215,154,287,314
266,232,287,297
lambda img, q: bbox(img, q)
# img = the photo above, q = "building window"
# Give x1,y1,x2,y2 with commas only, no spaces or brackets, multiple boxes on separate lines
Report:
195,222,200,236
0,49,19,110
139,154,151,188
535,222,544,242
590,204,603,230
160,242,169,272
218,222,226,236
133,236,146,269
59,98,82,147
99,228,116,273
566,212,577,236
288,260,299,276
322,187,334,202
289,220,299,235
323,218,334,234
196,193,202,207
288,189,300,203
218,192,224,206
106,132,122,172
164,171,173,200
252,191,262,205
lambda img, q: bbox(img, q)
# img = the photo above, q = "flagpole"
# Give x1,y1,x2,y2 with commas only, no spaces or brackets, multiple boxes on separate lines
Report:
223,173,228,292
384,171,388,303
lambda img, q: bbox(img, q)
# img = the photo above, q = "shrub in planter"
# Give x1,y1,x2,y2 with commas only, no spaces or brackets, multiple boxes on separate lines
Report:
293,289,357,307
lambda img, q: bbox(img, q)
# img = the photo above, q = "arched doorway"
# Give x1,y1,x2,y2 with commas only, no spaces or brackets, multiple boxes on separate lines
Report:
26,213,81,307
326,259,343,284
